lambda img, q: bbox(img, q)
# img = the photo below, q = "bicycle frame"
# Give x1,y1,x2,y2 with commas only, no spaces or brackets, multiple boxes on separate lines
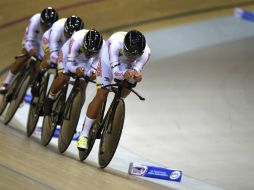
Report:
78,79,145,164
63,74,92,120
64,79,81,120
97,79,145,137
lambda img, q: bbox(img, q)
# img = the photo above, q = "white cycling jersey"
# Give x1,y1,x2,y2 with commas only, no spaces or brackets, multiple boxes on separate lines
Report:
97,31,151,87
40,18,67,62
58,29,104,77
22,13,44,56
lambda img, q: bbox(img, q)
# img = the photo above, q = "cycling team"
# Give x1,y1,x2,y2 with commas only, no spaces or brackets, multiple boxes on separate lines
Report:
0,7,151,151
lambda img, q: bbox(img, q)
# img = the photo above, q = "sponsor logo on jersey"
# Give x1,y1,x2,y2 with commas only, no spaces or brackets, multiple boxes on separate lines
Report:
69,38,75,54
97,58,102,77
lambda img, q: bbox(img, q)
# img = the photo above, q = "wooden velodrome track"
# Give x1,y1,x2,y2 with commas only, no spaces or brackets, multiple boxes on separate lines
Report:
1,1,254,190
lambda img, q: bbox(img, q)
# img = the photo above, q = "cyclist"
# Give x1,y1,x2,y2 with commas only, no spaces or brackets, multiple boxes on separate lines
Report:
77,30,151,150
0,7,59,94
43,29,104,115
31,15,84,96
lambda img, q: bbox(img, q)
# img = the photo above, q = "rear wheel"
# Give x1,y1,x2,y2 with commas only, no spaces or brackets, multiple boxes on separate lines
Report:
58,90,82,153
41,89,66,146
98,99,125,168
4,74,30,125
27,74,49,137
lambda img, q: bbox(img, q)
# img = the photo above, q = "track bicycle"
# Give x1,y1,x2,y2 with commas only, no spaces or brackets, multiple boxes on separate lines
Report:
26,64,57,136
79,79,145,168
0,55,38,125
58,74,94,153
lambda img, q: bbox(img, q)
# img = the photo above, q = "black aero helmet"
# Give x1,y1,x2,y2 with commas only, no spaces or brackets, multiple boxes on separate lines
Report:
124,30,146,56
83,29,103,53
64,16,84,37
40,7,58,28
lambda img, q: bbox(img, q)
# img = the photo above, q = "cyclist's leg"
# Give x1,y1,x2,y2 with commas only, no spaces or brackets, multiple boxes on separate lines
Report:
79,79,88,105
31,52,50,96
77,88,109,149
34,32,51,80
50,72,70,95
44,72,70,115
35,41,51,77
10,52,29,74
35,52,50,79
0,48,29,94
77,54,111,149
40,53,51,70
83,53,112,135
44,43,68,108
29,40,45,81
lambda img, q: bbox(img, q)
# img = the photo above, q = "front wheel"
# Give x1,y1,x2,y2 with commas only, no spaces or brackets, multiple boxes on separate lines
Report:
0,94,7,115
41,89,66,146
4,74,30,125
0,72,19,116
98,99,125,168
27,74,49,137
58,90,83,153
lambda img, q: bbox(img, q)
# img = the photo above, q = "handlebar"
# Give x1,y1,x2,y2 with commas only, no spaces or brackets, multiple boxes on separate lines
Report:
14,54,41,61
102,79,145,101
64,72,95,83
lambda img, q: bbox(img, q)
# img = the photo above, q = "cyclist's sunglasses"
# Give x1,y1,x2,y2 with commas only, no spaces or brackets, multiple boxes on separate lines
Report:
64,27,75,38
123,46,143,59
83,44,98,56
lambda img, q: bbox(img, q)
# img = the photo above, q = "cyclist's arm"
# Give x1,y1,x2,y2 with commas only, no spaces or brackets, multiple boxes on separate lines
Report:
132,46,151,72
108,41,125,80
49,24,61,64
86,56,98,76
41,30,50,54
24,14,40,53
25,14,40,50
112,66,126,80
66,38,81,73
66,61,78,73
